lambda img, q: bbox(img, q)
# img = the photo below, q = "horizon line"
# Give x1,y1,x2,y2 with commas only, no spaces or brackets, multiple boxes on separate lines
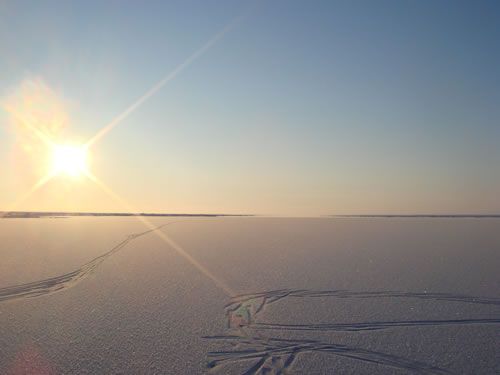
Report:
1,211,500,219
0,211,253,218
330,214,500,218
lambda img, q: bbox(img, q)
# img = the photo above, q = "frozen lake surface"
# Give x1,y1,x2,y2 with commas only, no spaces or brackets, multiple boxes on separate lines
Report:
0,217,499,374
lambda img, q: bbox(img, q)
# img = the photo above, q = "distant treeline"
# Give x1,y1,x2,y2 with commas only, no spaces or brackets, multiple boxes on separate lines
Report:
331,214,500,218
1,211,251,218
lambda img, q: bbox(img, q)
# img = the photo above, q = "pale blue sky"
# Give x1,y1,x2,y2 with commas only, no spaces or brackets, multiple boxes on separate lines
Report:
1,1,499,215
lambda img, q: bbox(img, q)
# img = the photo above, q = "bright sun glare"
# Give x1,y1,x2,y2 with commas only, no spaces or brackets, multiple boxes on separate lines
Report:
51,144,89,177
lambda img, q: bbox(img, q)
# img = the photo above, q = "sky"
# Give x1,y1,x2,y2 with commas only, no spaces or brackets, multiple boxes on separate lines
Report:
0,0,499,216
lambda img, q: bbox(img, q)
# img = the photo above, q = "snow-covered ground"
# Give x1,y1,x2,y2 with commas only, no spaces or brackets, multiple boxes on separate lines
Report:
1,217,499,374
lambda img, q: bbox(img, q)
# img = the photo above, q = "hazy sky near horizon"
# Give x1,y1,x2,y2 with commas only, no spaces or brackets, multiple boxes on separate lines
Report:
1,1,499,215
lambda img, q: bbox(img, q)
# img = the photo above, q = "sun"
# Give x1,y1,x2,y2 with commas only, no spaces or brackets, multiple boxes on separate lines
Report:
50,144,89,177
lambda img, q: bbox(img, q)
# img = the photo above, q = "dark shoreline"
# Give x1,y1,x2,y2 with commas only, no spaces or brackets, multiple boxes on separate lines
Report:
0,211,252,219
331,214,500,218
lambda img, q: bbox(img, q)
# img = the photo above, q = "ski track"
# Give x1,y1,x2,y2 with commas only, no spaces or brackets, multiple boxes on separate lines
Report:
0,221,184,303
206,289,500,374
